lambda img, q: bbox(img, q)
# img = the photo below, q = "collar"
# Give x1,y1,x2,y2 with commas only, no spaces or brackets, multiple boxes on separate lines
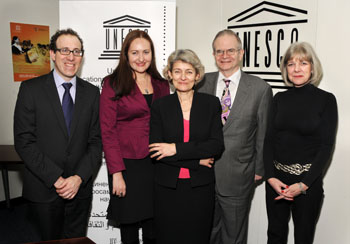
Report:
218,69,241,86
53,69,77,88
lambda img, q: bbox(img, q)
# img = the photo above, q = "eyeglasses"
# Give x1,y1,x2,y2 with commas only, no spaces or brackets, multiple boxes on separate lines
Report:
56,47,84,57
214,48,240,56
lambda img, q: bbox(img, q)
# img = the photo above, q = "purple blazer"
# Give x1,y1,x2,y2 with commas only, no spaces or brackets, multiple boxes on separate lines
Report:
100,77,169,174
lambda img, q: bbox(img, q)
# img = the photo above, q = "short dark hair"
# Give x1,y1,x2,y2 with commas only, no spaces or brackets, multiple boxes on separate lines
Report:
49,28,84,52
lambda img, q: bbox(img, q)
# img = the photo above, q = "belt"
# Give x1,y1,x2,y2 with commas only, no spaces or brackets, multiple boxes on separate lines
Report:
273,160,311,175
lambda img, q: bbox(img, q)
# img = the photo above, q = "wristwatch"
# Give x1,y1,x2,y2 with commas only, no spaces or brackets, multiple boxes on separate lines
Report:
298,182,307,195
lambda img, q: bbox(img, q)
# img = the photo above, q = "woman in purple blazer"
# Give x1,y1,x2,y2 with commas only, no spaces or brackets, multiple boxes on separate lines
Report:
100,30,169,244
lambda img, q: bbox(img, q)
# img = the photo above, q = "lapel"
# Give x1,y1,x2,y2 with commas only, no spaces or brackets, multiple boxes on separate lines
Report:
223,71,250,131
44,72,69,138
151,77,162,102
170,93,185,142
189,91,200,141
133,81,150,113
69,77,86,141
170,91,201,142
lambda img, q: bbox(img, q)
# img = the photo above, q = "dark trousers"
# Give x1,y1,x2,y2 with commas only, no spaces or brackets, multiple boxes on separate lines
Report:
155,180,215,244
266,178,324,244
28,197,91,241
120,218,155,244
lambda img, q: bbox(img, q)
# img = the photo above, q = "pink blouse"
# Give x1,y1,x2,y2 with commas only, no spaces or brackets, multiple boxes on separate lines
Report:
178,119,190,178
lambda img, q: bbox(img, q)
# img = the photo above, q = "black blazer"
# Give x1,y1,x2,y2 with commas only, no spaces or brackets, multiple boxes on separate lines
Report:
14,71,102,202
149,91,224,188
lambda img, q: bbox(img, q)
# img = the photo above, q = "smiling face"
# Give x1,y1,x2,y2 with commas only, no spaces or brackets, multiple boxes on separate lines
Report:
168,60,199,93
127,38,152,76
50,34,83,81
213,34,244,77
286,56,313,87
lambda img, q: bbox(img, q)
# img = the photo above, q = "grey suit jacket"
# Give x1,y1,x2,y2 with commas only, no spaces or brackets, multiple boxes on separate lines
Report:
196,71,272,197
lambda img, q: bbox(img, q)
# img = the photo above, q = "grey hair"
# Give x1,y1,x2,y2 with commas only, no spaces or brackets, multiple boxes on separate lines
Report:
212,29,242,52
163,49,205,84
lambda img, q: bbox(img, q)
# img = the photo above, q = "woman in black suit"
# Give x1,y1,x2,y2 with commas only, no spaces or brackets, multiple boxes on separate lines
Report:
149,49,224,244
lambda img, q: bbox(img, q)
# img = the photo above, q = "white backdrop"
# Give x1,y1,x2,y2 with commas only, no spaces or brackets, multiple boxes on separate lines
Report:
60,1,175,243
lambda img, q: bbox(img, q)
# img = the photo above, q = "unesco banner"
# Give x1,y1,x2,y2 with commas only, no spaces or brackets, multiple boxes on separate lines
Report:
222,0,317,91
59,1,176,243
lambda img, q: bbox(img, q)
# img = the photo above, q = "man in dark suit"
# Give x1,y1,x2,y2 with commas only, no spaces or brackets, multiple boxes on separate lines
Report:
14,28,102,241
197,29,272,244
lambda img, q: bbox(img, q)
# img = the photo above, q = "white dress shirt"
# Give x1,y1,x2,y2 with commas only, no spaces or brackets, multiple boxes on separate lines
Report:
215,69,241,105
53,69,76,104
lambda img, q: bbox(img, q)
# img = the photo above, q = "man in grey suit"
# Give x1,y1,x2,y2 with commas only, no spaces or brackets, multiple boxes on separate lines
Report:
197,29,272,244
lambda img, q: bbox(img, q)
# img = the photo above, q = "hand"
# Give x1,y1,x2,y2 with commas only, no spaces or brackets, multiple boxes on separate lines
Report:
149,143,176,160
199,158,214,168
283,182,309,198
56,175,82,200
267,177,293,201
54,176,65,189
112,172,126,197
254,174,263,182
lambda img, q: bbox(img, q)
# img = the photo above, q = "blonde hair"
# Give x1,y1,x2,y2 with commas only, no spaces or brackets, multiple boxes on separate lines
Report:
280,42,323,86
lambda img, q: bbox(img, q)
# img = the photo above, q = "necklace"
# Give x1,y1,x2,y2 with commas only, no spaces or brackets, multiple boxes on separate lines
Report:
136,75,152,94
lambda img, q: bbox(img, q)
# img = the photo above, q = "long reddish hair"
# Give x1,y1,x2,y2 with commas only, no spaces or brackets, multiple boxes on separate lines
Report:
104,30,164,100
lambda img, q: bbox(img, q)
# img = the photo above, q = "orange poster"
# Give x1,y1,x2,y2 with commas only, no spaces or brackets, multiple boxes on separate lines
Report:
10,22,51,82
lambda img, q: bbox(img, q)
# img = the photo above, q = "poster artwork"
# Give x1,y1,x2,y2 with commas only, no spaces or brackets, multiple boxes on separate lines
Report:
10,22,51,82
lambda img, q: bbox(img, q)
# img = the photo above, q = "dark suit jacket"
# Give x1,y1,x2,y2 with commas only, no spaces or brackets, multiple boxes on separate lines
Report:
197,71,272,197
149,92,224,188
14,71,102,203
100,77,169,174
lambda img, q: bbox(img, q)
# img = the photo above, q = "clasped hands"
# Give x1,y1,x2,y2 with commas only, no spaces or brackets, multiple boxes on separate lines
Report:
149,143,214,168
268,178,308,201
54,175,82,200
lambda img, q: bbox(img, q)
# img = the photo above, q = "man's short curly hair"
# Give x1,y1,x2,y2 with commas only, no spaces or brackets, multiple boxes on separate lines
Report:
49,28,84,52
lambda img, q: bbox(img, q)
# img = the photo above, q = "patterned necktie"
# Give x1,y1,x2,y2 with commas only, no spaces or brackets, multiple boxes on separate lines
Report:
221,79,231,124
62,83,74,134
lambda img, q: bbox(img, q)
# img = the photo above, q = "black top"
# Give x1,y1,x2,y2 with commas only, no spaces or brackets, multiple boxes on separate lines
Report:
144,94,153,108
264,84,338,187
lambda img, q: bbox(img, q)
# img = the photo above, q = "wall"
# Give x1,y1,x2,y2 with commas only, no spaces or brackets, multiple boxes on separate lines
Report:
0,0,59,201
176,0,350,243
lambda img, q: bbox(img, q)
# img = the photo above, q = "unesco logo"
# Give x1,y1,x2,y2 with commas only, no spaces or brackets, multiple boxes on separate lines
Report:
227,1,308,89
99,15,151,60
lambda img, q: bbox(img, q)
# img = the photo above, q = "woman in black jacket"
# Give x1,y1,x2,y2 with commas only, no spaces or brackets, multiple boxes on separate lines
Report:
149,49,224,244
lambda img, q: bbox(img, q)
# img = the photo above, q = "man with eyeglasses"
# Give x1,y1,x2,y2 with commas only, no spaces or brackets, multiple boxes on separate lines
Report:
14,28,102,241
197,29,272,244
